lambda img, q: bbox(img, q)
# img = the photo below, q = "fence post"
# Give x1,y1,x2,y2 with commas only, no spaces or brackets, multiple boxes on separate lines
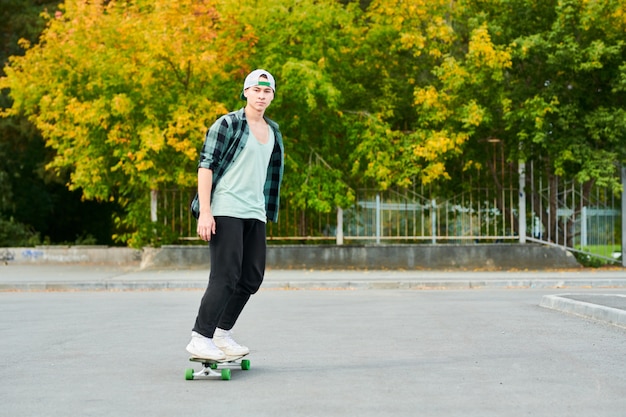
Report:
375,194,381,244
336,207,344,245
431,199,437,244
518,160,526,243
621,166,626,266
581,206,587,248
150,189,158,222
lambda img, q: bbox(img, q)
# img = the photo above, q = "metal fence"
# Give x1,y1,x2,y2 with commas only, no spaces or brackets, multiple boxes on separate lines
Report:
525,161,621,262
157,163,622,263
313,186,519,244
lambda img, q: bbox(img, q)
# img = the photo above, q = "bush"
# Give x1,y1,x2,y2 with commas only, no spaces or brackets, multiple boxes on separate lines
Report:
0,217,40,247
573,252,614,268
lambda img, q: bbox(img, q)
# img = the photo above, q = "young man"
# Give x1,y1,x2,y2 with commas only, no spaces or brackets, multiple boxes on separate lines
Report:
186,69,284,360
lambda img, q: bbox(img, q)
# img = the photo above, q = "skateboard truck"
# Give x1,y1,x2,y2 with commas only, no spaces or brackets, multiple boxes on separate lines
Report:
185,355,250,381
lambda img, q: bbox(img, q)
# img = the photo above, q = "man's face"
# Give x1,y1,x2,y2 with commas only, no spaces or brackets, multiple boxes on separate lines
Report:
244,77,274,111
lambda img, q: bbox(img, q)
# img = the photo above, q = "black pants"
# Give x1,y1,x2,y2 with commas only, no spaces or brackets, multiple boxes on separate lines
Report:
193,217,266,338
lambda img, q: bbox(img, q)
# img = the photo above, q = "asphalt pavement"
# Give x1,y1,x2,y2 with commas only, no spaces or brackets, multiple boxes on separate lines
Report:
1,264,625,416
3,263,626,291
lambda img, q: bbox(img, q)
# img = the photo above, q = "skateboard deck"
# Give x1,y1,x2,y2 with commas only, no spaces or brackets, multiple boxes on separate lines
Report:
185,354,250,380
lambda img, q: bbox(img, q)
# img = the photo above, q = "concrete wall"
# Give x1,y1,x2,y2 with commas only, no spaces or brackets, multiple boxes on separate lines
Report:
1,246,142,265
265,244,580,270
2,243,581,270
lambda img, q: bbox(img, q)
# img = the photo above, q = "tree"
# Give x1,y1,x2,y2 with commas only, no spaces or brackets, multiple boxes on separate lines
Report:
2,0,253,246
0,0,70,246
502,0,626,244
3,0,626,246
229,0,363,215
346,0,469,190
395,0,626,243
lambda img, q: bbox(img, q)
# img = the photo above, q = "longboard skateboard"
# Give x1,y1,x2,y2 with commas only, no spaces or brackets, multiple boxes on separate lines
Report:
185,354,250,380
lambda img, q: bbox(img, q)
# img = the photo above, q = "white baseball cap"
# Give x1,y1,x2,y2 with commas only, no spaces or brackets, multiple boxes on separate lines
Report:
240,69,276,100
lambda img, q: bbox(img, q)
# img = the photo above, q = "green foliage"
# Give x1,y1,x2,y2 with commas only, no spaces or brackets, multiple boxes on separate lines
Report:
573,252,618,268
0,217,40,247
500,0,626,192
0,0,69,245
2,0,626,246
0,0,59,66
2,0,252,247
225,0,362,212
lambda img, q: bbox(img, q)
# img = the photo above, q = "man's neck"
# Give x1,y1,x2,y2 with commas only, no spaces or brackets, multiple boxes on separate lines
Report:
244,106,265,124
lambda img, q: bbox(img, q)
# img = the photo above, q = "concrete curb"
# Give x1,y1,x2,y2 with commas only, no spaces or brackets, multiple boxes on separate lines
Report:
540,294,626,329
2,264,625,331
3,278,626,292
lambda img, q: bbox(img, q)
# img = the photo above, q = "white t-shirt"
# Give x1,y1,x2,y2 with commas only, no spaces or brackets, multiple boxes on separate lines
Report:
210,126,275,222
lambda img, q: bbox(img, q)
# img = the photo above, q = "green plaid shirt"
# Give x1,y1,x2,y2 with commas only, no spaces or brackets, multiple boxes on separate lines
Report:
196,108,284,223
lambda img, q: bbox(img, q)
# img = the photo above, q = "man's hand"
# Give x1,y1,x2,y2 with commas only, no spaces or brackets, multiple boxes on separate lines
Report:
197,211,216,241
196,167,214,241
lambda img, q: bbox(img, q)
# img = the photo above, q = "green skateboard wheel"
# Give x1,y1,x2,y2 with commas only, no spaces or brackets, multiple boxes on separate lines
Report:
185,368,194,380
221,368,231,380
241,359,251,370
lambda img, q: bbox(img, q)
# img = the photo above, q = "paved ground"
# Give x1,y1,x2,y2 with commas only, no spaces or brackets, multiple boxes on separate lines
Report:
3,263,626,291
2,264,626,327
1,265,626,416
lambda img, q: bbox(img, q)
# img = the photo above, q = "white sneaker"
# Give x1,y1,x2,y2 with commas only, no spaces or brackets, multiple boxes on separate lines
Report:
213,328,250,356
186,331,226,360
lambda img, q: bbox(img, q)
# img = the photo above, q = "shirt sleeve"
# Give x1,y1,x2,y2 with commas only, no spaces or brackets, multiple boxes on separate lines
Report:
198,116,232,171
